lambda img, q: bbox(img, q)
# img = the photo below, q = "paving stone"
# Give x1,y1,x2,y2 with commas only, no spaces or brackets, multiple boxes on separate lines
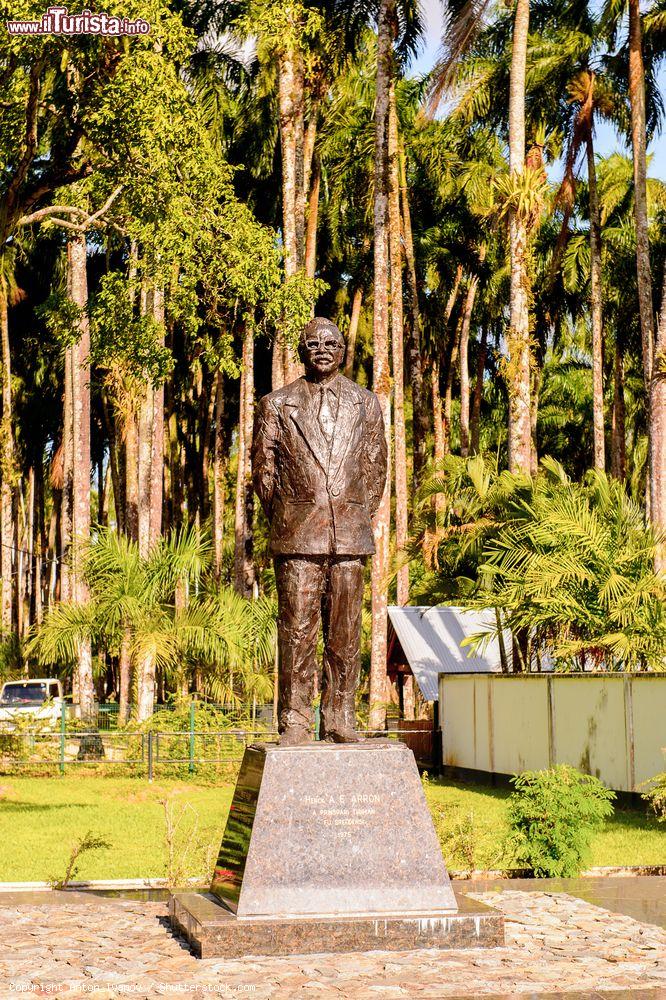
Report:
0,888,665,998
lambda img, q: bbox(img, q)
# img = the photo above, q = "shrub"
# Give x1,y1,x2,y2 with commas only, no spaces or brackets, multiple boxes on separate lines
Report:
641,758,666,822
507,764,615,877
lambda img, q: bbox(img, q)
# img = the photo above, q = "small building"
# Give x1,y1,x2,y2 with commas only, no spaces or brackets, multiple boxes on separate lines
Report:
387,605,508,708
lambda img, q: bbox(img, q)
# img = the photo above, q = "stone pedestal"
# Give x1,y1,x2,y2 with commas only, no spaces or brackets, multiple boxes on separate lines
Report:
169,741,504,957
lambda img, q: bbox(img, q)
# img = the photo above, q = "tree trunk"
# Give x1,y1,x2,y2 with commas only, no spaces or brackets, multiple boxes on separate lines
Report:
432,357,444,466
344,287,363,379
33,461,43,626
234,324,255,598
125,407,139,542
399,143,427,485
0,282,14,635
135,649,156,723
213,370,226,584
471,326,489,454
61,342,73,601
275,45,306,389
443,316,461,455
388,81,409,605
587,132,605,472
530,366,541,477
434,266,463,467
118,626,131,725
459,274,480,458
304,153,321,281
138,285,165,558
102,389,124,533
651,264,666,572
628,0,654,390
611,343,626,481
507,0,532,475
369,0,395,732
69,236,93,713
67,233,94,722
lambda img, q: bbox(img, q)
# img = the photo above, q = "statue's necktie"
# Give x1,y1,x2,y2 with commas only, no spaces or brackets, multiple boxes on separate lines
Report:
318,385,336,444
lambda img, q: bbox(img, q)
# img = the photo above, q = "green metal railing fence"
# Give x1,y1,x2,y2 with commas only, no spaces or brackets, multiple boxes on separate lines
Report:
0,700,433,778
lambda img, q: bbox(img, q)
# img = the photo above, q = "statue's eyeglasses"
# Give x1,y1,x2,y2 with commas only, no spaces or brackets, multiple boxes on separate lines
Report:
304,337,343,351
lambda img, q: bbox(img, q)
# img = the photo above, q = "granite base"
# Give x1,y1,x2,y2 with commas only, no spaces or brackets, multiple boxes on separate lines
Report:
169,890,504,958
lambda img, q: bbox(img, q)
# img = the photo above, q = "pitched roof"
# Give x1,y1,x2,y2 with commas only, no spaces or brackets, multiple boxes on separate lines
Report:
387,606,506,702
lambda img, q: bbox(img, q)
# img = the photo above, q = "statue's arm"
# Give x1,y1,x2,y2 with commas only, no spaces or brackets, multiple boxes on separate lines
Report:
365,393,388,517
252,396,279,520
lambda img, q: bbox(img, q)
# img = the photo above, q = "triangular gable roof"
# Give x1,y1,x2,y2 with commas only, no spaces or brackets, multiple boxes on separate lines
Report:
387,606,507,701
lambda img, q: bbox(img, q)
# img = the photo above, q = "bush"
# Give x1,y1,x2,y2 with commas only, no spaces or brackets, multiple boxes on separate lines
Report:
641,759,666,822
507,764,615,877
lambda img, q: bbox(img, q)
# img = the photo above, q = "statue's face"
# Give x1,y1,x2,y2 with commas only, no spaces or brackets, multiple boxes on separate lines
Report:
301,326,345,379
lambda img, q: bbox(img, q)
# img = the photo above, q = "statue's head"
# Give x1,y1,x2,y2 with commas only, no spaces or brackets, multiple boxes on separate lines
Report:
299,317,346,380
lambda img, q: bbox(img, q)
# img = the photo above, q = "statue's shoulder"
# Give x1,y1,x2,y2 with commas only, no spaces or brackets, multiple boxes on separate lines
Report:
338,375,375,405
258,377,306,411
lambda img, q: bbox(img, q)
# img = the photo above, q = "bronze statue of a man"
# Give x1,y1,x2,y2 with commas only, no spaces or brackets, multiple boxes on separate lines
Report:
252,317,388,746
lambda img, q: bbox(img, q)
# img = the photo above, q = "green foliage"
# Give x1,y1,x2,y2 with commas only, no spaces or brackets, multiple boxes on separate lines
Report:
420,455,666,670
27,528,276,709
90,272,173,390
507,765,615,877
641,757,666,822
36,293,84,351
49,830,112,889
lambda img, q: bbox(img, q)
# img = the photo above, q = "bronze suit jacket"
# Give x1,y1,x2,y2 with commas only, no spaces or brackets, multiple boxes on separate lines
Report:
252,375,388,556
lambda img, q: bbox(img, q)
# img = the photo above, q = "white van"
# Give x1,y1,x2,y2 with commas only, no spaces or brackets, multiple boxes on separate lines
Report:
0,678,65,727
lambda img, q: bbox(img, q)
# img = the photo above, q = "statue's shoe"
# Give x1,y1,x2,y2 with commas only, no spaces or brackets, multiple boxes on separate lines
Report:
279,726,313,747
321,726,366,744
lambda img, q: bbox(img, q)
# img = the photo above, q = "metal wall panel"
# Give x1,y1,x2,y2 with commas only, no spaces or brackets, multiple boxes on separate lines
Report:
439,673,666,792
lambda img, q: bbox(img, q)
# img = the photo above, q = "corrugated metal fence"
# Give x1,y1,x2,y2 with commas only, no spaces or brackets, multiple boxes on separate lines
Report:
438,673,666,792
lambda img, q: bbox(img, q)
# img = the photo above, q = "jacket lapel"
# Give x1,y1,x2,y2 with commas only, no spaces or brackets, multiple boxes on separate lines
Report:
287,379,331,473
328,381,361,484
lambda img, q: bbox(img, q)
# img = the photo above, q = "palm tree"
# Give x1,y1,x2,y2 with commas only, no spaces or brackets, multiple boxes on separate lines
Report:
369,0,395,731
506,0,533,475
27,527,262,720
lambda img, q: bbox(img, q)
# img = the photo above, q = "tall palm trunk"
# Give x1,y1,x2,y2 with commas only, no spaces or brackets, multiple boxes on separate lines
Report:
507,0,532,475
118,626,132,725
234,324,255,598
399,143,427,486
628,0,662,551
135,647,156,723
344,287,363,379
369,0,395,732
444,316,461,453
304,153,321,281
275,45,306,389
67,233,94,721
434,266,463,467
388,81,408,605
471,326,489,454
628,0,654,389
611,343,627,481
0,281,14,634
212,370,226,583
587,131,605,472
138,285,165,559
652,265,666,572
459,273,480,458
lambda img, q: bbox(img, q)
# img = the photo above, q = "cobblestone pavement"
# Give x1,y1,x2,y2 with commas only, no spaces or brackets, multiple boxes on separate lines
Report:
0,888,665,999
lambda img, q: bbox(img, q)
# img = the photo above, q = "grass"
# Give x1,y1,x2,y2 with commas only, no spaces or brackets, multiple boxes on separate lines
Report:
0,774,663,882
423,776,666,871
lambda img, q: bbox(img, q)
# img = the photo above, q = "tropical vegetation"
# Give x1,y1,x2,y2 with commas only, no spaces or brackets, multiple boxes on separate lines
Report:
1,0,665,724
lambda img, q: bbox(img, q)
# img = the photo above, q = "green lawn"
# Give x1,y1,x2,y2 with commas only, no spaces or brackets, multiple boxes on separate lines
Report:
0,775,663,882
